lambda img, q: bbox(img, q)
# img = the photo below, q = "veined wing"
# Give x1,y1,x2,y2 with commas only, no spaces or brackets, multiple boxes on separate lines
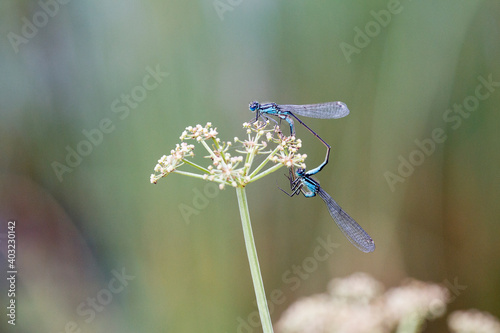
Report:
279,102,350,119
318,188,375,253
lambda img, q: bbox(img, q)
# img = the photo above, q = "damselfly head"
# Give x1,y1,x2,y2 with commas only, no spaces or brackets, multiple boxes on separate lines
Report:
296,168,306,177
249,101,260,112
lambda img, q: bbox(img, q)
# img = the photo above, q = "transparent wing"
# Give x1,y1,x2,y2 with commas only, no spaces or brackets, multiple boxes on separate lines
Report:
318,188,375,253
279,102,350,119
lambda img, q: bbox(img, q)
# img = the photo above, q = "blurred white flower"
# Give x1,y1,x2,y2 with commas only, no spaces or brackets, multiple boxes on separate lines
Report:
448,309,500,333
276,273,388,333
276,273,452,333
276,294,335,333
328,272,384,304
384,279,449,325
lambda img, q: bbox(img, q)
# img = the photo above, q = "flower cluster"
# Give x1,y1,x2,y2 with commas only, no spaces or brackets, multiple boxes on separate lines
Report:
384,278,449,324
328,272,384,305
270,134,306,168
179,122,218,141
150,142,194,184
448,309,500,333
276,273,500,333
150,121,307,188
276,273,450,333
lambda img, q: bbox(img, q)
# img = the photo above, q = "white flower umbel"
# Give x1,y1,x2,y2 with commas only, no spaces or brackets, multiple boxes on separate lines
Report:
276,273,451,333
151,122,306,186
448,309,500,333
150,121,307,333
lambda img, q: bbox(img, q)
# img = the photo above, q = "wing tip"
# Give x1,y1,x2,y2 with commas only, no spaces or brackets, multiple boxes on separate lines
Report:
360,239,376,253
334,101,350,118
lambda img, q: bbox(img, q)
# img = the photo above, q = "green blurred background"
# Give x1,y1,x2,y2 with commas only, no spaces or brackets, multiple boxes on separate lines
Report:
1,0,499,332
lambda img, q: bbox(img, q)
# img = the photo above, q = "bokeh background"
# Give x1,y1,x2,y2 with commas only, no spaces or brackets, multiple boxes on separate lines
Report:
1,0,499,332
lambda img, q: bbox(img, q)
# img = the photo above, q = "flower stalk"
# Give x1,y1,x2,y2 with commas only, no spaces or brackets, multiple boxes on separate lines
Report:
236,186,273,332
150,121,306,332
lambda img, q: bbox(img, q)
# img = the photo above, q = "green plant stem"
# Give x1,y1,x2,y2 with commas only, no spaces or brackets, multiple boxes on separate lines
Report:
181,159,211,174
248,146,280,179
200,139,229,167
211,137,228,163
250,163,284,183
396,313,425,333
173,170,228,185
235,186,273,333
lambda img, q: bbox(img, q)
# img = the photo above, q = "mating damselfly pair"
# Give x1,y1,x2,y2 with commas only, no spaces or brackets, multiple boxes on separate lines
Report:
249,101,375,253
